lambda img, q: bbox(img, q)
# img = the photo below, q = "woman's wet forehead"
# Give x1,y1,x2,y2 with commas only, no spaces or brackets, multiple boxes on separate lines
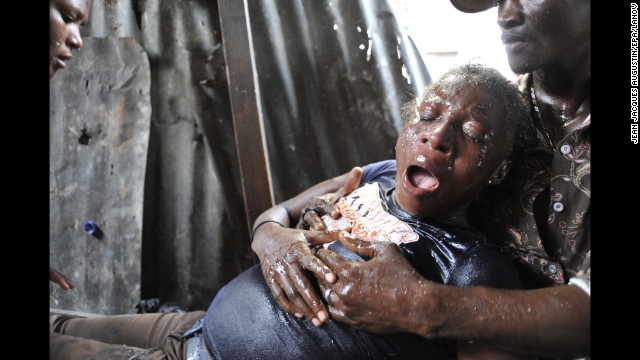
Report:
424,81,496,110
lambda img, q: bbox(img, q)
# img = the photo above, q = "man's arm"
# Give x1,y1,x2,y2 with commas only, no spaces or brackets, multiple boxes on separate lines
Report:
318,233,590,358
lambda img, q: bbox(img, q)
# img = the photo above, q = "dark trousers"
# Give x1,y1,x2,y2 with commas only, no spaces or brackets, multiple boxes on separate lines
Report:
50,311,205,359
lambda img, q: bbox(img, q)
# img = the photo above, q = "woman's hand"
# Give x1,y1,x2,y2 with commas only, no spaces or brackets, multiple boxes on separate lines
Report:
254,222,342,326
297,167,362,230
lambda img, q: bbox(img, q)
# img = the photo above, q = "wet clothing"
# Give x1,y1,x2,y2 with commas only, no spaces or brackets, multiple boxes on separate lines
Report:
471,73,591,290
50,165,522,359
202,170,522,359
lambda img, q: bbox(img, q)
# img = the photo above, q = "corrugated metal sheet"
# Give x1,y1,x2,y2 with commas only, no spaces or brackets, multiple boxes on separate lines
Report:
53,0,430,312
50,37,151,314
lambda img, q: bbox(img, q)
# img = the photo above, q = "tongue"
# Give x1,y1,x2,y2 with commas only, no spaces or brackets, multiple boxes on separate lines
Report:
410,168,438,190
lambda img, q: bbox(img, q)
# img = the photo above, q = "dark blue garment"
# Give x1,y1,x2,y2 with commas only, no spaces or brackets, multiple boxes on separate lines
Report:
203,265,455,360
202,159,522,359
360,159,397,189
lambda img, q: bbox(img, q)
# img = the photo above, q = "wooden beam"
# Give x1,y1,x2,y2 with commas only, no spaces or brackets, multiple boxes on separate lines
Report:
218,0,274,234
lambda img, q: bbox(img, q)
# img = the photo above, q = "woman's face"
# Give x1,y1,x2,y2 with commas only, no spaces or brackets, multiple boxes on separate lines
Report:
394,80,511,218
50,0,91,78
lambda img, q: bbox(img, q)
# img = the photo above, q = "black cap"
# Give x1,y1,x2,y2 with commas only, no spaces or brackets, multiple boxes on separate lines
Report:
450,0,496,13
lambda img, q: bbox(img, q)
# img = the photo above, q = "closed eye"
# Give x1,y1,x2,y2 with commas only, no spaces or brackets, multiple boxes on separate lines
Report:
61,11,75,23
418,106,440,122
462,121,488,144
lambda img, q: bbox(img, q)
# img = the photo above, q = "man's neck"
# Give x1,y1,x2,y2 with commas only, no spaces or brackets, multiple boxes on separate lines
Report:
531,59,590,126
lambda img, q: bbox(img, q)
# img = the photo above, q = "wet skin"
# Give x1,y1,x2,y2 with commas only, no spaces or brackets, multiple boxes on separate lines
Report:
497,0,590,76
395,81,511,219
497,0,590,144
50,0,91,78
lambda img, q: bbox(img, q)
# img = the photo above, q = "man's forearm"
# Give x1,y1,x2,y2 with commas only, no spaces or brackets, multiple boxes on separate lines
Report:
421,283,590,358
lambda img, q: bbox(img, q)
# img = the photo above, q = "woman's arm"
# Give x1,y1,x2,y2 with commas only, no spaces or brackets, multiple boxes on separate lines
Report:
250,168,362,326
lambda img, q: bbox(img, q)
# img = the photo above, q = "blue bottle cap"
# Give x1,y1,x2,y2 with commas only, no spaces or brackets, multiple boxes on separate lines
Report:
83,221,97,235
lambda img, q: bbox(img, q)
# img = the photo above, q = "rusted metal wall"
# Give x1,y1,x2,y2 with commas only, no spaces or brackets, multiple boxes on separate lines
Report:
50,37,151,314
52,0,430,312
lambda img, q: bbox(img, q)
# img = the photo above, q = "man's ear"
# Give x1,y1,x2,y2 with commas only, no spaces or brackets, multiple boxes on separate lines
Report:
488,159,513,185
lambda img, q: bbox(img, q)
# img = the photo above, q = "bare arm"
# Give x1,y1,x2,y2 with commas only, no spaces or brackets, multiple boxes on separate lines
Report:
251,168,362,326
50,267,75,290
318,233,590,358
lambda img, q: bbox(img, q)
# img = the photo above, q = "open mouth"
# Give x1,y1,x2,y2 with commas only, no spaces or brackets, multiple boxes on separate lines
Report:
404,165,439,195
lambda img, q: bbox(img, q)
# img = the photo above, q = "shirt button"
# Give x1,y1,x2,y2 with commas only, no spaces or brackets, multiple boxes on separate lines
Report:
553,202,564,212
548,264,557,274
560,144,571,154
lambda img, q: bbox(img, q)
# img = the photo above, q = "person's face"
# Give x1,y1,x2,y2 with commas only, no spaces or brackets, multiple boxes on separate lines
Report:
497,0,590,74
50,0,91,78
394,81,511,218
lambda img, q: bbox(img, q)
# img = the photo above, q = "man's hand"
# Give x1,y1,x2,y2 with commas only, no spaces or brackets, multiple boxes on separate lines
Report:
297,167,362,230
316,232,434,335
50,267,76,290
255,222,342,326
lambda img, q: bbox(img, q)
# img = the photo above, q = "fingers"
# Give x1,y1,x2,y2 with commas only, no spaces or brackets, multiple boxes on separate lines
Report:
50,268,75,290
285,265,330,325
316,247,350,275
303,209,327,231
263,262,329,327
337,232,380,259
308,198,341,219
264,273,300,316
270,267,319,324
330,167,363,203
298,249,336,284
304,230,342,246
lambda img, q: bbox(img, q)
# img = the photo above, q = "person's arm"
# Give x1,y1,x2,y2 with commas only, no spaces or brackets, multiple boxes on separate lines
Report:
317,233,590,358
50,267,76,290
251,167,362,326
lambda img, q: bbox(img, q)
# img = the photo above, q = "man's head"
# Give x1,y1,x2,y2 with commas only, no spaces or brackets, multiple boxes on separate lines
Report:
50,0,92,78
394,63,533,218
450,0,590,74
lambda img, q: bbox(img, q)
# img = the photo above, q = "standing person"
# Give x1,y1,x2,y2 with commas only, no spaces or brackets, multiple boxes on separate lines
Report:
251,0,590,358
49,0,92,290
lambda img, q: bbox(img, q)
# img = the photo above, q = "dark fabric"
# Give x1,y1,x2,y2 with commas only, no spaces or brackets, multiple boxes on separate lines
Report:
49,311,205,360
203,266,455,360
379,186,523,289
202,179,521,359
360,159,397,189
470,73,591,289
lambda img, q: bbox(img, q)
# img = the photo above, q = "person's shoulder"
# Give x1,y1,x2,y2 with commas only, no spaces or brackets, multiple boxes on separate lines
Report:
361,159,396,186
449,240,523,290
